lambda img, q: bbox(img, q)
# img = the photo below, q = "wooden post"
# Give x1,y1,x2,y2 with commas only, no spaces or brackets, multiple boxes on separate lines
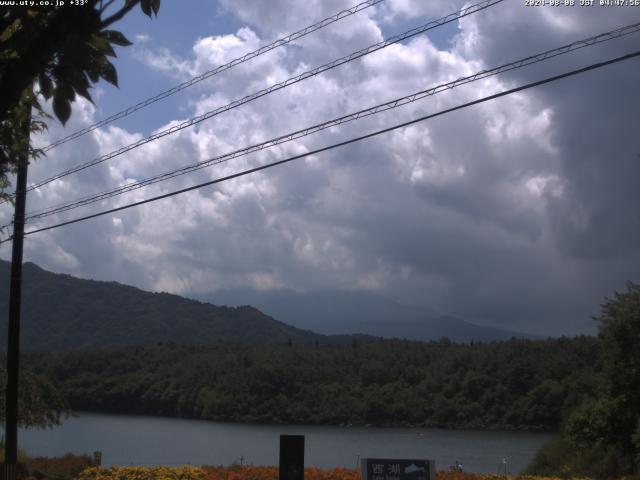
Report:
2,106,30,480
279,435,304,480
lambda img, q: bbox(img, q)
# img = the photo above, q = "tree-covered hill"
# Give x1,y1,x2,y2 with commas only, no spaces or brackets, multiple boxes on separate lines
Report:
24,336,600,431
0,260,333,350
0,260,533,350
0,260,540,351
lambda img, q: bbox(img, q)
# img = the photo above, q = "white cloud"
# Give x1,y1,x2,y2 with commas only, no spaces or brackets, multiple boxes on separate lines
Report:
2,1,638,336
135,33,151,43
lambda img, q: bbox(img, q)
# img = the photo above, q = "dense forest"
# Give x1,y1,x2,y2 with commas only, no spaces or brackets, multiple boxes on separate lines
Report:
24,336,600,431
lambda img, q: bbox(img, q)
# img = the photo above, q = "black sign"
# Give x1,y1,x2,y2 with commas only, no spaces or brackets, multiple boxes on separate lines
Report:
279,435,304,480
361,458,435,480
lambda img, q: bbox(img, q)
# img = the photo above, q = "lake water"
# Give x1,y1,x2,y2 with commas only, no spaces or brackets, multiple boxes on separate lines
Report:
18,412,555,474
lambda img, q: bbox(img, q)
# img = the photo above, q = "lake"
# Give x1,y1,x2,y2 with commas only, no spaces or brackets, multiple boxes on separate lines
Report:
18,412,555,474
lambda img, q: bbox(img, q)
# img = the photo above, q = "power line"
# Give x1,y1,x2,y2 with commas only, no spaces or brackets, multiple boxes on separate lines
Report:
19,21,640,223
42,0,386,152
16,0,503,198
2,49,636,244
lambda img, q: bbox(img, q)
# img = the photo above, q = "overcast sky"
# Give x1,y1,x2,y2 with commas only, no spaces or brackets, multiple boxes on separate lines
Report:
1,0,638,336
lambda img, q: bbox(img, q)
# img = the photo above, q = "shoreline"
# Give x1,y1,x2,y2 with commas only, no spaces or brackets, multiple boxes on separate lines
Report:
58,409,559,434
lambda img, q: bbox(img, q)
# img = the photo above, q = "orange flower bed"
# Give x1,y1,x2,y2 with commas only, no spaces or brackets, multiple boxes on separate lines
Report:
203,465,278,480
201,466,589,480
202,466,360,480
74,465,593,480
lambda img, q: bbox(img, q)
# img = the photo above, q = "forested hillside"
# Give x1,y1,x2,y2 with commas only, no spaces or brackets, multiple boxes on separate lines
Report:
0,260,538,349
0,261,332,349
24,336,600,430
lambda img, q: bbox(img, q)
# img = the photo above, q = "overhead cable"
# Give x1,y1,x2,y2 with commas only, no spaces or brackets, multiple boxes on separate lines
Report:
20,21,640,223
18,0,503,197
42,0,387,152
2,49,636,244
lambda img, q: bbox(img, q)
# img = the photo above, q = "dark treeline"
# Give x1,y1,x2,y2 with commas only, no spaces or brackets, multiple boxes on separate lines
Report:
24,336,599,431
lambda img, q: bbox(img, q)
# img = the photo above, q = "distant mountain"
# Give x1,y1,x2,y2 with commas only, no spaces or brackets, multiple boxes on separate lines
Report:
0,260,365,351
0,260,536,351
198,289,539,342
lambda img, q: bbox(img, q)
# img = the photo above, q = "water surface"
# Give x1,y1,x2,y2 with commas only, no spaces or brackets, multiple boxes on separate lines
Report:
19,412,555,473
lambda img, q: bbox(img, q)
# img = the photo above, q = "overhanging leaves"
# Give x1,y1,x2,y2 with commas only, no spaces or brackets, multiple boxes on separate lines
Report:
0,0,160,201
52,87,72,125
101,60,118,86
103,29,132,47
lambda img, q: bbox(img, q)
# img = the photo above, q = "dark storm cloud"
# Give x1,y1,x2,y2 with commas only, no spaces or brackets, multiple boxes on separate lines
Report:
2,1,638,337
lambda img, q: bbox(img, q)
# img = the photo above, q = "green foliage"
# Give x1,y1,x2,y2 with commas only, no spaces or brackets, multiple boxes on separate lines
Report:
528,436,635,479
0,90,48,205
24,336,600,430
565,396,627,451
597,282,640,409
524,437,575,478
0,365,68,428
527,282,640,478
0,0,160,197
0,1,159,123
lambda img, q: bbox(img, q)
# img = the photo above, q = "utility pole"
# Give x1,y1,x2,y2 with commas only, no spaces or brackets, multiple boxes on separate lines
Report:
2,105,31,480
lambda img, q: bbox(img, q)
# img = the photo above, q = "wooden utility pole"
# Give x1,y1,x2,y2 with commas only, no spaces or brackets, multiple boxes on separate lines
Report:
2,109,31,480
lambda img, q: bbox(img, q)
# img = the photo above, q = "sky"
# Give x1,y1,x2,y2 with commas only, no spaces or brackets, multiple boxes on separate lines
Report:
1,0,639,336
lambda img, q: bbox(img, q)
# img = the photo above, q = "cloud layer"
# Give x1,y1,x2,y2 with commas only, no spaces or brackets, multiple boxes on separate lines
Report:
2,1,638,335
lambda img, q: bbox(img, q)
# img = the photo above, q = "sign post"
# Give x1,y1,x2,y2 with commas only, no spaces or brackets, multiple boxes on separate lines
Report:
279,435,304,480
361,458,436,480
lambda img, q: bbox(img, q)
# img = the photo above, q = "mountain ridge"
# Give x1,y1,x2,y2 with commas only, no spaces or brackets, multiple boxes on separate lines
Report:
199,288,540,342
0,260,348,350
0,259,538,350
